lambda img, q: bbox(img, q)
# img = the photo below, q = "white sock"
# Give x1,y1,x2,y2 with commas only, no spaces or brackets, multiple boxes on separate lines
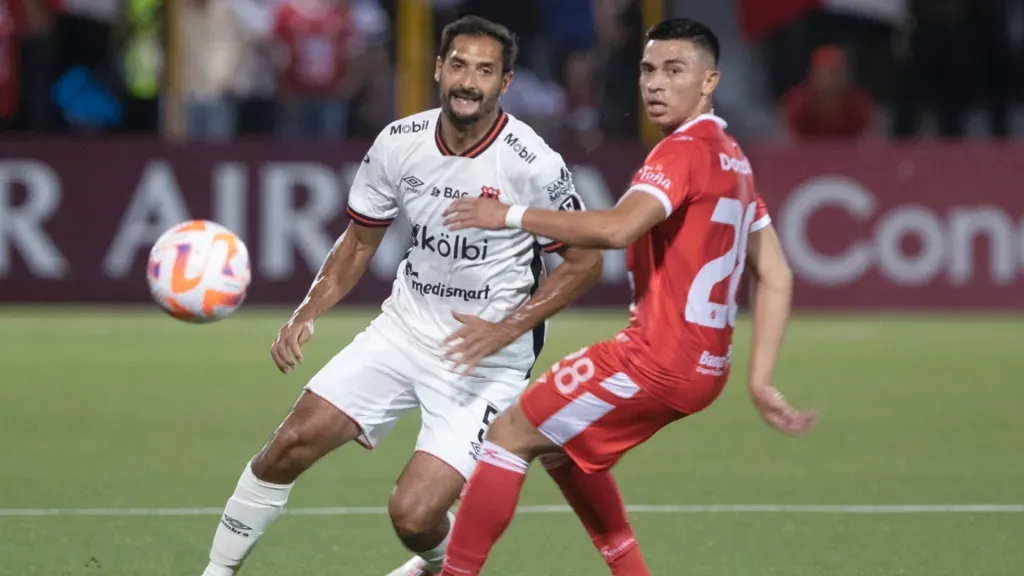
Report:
202,461,292,575
418,510,456,572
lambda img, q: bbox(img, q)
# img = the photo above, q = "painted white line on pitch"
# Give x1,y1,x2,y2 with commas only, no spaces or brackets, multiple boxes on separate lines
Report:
1,504,1022,518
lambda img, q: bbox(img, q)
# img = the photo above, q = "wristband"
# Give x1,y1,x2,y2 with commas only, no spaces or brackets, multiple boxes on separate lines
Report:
505,205,528,229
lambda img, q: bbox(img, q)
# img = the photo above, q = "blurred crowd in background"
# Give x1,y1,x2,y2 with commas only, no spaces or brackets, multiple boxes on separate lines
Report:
0,0,1021,145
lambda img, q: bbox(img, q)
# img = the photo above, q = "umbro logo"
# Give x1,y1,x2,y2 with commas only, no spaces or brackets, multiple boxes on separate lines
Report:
221,514,253,537
401,175,425,195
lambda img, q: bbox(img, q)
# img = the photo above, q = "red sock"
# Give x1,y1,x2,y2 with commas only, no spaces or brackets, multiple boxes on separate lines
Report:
441,442,529,576
542,455,650,576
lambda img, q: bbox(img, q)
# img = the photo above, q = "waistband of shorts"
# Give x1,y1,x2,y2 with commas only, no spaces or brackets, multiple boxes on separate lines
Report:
371,312,530,388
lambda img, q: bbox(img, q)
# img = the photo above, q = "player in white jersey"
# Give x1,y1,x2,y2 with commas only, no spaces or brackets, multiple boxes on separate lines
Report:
198,16,603,576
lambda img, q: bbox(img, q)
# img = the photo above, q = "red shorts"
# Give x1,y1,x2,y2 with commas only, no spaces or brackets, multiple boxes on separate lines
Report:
520,339,687,474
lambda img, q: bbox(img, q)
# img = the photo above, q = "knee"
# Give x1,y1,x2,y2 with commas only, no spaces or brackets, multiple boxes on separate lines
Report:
252,423,314,480
252,395,359,483
484,406,548,461
539,453,571,471
388,487,447,541
483,408,520,445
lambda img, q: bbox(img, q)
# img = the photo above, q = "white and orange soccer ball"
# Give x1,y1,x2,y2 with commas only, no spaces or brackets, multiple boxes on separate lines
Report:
146,220,251,323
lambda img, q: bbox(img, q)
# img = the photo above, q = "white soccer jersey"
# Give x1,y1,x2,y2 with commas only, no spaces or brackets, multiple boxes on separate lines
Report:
346,108,585,385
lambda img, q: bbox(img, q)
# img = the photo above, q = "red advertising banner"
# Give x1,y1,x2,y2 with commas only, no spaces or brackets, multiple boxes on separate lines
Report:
750,142,1024,308
0,139,641,306
1,139,1023,309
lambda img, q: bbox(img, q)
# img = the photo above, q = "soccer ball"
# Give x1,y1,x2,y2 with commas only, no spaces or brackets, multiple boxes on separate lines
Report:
146,220,251,323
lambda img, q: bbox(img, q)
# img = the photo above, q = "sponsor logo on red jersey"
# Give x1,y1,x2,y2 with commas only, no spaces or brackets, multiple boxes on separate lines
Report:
697,346,732,377
719,153,752,175
636,164,673,190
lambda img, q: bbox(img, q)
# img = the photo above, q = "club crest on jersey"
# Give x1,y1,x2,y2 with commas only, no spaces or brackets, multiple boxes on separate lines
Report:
480,186,501,199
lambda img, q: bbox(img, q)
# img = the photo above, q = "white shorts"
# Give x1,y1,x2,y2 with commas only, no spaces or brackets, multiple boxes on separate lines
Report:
304,314,527,480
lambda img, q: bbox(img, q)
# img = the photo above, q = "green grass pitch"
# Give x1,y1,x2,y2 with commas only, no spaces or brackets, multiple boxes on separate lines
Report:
1,307,1023,575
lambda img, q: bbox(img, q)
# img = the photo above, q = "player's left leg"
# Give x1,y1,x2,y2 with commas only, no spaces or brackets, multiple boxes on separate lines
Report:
540,454,650,576
385,372,521,576
385,451,463,575
439,403,562,576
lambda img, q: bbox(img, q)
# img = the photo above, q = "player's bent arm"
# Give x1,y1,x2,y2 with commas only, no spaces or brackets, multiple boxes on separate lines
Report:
290,222,387,323
744,223,794,392
518,193,666,249
499,246,603,338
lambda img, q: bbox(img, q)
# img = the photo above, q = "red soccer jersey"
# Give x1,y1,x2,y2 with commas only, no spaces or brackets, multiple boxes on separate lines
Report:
615,114,771,414
783,83,874,140
274,0,354,96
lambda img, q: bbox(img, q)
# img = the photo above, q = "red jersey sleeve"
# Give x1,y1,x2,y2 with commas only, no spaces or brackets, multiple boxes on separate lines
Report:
627,135,710,219
751,194,772,232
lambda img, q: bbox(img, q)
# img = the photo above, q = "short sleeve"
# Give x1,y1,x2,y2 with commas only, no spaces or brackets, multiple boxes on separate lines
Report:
626,137,708,219
751,194,772,233
345,132,398,228
527,152,587,253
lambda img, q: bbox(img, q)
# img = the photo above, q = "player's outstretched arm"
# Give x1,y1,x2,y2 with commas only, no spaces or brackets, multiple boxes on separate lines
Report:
270,223,387,373
744,223,815,435
443,246,603,374
503,246,603,334
443,192,666,249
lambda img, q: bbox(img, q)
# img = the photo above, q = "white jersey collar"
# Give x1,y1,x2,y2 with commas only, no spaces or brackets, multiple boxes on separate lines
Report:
673,111,728,134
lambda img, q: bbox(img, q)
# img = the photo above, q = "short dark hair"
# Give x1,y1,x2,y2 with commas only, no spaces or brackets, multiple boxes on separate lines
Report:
438,15,519,74
645,18,720,66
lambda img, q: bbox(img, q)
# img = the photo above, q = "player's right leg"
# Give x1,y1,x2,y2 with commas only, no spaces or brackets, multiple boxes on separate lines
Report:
201,392,361,576
201,322,419,576
520,343,687,575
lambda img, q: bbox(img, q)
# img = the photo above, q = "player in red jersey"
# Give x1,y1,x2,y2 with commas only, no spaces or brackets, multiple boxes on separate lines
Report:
435,18,816,575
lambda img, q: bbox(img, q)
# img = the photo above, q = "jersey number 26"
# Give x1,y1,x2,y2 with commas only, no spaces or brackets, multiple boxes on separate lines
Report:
686,197,757,330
